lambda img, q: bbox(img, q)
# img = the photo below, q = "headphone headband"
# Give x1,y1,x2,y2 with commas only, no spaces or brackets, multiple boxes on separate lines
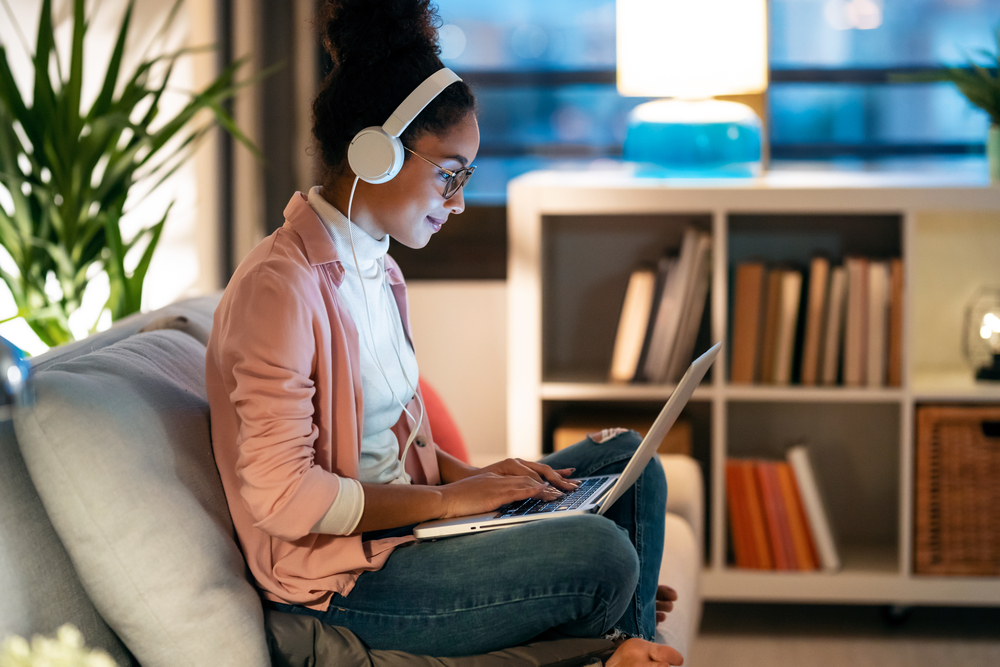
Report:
383,68,462,137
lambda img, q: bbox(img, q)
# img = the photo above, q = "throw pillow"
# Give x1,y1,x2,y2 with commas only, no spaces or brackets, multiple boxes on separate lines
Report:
14,330,270,667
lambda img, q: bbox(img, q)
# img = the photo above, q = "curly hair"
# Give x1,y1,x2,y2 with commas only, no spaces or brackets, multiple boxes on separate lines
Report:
312,0,477,174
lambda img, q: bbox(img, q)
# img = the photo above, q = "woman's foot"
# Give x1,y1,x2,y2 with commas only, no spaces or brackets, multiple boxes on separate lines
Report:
655,585,678,624
606,638,683,666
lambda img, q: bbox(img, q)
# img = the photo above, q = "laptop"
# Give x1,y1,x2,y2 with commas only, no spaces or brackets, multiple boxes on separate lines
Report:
413,342,720,540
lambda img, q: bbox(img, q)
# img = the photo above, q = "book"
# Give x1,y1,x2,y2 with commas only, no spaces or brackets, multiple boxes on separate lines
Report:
800,256,831,386
866,261,890,387
609,266,657,382
552,413,692,456
730,262,767,384
787,444,841,571
664,232,712,383
820,266,847,386
776,461,820,570
755,461,796,570
644,228,705,383
758,269,783,384
634,257,675,382
772,269,803,385
739,459,774,569
726,461,757,568
887,258,904,387
843,257,869,387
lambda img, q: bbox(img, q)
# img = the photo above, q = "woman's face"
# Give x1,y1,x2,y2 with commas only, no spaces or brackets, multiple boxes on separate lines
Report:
354,112,480,249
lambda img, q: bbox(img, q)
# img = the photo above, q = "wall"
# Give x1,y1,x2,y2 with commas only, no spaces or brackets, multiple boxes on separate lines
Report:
407,280,508,467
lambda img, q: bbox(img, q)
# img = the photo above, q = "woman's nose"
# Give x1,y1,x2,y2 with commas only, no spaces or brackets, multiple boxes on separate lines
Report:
445,188,465,214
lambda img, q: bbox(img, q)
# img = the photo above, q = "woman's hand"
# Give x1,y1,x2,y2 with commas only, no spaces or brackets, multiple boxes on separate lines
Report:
656,585,678,624
438,472,564,519
478,458,581,492
605,638,683,666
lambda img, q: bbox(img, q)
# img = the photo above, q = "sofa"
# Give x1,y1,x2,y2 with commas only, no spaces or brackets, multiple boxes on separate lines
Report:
0,294,705,666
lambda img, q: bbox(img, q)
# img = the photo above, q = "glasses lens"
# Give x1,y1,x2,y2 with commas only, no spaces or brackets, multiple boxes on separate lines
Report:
443,167,474,199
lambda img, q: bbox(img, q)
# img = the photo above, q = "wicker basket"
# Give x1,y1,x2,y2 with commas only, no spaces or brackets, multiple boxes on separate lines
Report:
914,405,1000,576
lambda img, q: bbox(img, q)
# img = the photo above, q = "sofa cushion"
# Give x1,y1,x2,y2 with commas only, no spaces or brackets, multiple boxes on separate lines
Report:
13,330,269,667
0,421,134,666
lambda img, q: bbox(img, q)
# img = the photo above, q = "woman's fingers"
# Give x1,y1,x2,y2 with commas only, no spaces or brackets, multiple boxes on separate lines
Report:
520,460,580,491
487,459,580,492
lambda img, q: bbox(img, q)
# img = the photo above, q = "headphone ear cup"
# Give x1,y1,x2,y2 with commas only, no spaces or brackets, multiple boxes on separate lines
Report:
348,127,405,184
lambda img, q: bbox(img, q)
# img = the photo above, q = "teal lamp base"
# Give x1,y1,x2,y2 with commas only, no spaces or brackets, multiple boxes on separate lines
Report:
623,99,763,177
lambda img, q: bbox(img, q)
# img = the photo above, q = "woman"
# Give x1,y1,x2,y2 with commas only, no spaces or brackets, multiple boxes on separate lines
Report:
205,1,682,664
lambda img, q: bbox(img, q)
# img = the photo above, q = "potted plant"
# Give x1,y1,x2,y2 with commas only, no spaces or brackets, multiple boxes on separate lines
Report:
0,0,256,348
901,28,1000,182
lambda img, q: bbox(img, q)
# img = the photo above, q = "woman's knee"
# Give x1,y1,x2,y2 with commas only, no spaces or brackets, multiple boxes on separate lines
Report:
547,514,639,596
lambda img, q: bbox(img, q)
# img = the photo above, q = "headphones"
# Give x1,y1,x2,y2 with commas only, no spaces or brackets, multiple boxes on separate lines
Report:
347,67,462,184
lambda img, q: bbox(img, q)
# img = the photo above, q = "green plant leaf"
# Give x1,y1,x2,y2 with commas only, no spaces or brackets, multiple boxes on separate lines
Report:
89,1,134,120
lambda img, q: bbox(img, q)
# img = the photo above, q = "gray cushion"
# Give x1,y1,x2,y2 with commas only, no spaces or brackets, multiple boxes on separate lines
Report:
13,330,269,667
0,420,134,666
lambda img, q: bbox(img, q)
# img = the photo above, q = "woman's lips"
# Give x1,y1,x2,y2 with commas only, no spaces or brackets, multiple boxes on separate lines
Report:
427,216,445,232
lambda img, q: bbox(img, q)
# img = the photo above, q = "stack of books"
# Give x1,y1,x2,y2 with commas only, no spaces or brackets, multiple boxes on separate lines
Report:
609,227,712,384
729,256,903,387
726,444,840,571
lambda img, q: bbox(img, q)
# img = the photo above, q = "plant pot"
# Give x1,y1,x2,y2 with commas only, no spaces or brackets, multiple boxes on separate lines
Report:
989,125,1000,183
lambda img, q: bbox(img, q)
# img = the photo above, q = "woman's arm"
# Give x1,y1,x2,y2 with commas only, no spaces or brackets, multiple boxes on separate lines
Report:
351,471,563,534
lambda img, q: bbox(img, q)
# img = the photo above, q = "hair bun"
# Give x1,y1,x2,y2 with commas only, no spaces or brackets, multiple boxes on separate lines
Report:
321,0,441,68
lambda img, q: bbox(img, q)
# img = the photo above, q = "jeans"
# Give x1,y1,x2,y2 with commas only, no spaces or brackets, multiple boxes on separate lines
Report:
268,430,667,656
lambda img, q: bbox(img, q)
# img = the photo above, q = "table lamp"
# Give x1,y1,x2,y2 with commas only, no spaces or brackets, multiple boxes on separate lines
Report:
617,0,768,177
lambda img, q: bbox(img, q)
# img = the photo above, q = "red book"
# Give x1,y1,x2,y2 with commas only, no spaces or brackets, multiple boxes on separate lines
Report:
777,461,820,571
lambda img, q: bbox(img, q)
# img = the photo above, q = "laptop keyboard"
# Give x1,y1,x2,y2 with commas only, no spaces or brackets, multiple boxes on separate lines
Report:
495,476,612,519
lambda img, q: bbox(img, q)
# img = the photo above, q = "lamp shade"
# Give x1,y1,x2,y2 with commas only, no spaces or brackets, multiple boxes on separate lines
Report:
617,0,769,99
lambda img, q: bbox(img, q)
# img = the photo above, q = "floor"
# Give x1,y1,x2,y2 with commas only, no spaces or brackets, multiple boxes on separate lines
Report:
690,603,1000,667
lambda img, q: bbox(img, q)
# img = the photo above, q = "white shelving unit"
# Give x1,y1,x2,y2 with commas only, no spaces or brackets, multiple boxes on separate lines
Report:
507,164,1000,605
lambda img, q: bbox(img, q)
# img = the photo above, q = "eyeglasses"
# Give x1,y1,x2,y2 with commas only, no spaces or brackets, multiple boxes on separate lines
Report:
404,147,476,199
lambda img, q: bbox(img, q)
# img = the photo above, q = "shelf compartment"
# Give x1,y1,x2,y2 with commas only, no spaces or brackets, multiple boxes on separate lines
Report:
726,213,903,387
910,211,1000,382
541,213,713,383
726,401,900,565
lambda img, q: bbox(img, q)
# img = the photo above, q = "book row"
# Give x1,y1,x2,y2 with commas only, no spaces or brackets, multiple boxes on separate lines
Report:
726,446,840,571
610,228,711,384
731,256,903,387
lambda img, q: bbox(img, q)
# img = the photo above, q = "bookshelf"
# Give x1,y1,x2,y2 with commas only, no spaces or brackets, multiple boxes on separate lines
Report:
507,162,1000,605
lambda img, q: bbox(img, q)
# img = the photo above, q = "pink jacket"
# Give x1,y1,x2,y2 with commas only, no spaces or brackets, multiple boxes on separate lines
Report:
206,192,441,610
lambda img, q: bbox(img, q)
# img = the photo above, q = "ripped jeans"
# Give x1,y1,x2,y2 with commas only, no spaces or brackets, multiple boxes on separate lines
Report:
268,430,667,656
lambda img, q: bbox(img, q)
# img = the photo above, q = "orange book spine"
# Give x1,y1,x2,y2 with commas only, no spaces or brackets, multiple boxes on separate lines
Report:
756,461,795,570
740,460,774,569
726,460,756,568
777,462,820,570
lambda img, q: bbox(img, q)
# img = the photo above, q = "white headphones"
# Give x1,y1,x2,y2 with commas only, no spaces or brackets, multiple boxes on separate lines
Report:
347,67,462,184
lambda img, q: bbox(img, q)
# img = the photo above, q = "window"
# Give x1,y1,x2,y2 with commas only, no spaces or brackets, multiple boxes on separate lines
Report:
433,0,1000,202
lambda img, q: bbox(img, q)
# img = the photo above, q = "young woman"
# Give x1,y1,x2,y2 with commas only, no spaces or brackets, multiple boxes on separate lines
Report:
205,1,682,664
